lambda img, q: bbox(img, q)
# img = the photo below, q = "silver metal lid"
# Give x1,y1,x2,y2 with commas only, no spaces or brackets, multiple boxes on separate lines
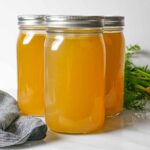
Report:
46,15,104,28
17,15,47,26
104,16,125,27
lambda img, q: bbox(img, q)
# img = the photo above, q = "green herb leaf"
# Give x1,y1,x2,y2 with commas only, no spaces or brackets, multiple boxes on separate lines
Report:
124,44,150,110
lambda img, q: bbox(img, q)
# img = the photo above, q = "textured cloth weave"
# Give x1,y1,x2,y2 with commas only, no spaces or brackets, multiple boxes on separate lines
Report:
0,90,47,147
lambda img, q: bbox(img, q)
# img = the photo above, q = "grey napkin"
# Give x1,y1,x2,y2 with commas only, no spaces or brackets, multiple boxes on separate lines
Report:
0,90,47,147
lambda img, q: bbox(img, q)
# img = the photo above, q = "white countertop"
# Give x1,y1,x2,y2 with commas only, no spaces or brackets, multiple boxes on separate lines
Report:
6,103,150,150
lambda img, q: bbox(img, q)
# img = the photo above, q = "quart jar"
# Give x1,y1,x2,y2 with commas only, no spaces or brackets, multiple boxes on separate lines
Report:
103,16,125,117
17,15,47,116
45,16,105,133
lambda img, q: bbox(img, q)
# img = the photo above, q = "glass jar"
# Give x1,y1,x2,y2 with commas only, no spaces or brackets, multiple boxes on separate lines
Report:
17,15,47,116
45,16,105,133
103,16,125,117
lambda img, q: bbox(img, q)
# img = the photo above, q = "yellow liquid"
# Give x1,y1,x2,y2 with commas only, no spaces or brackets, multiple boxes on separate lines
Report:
45,33,105,133
104,31,125,116
17,31,45,116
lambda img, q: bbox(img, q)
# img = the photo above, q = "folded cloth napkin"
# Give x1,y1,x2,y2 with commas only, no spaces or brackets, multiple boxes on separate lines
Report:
0,90,47,147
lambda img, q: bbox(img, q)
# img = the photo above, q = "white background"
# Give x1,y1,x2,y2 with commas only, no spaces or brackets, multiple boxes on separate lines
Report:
0,0,150,97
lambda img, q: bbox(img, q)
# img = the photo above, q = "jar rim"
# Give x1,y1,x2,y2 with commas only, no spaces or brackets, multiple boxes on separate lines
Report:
17,15,47,26
46,15,104,28
104,16,125,27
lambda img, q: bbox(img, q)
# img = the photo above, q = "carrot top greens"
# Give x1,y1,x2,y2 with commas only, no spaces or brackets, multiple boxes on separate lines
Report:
124,44,150,109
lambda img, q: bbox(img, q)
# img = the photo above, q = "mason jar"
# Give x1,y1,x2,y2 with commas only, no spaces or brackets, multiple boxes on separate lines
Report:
103,16,125,117
17,15,47,116
45,16,105,133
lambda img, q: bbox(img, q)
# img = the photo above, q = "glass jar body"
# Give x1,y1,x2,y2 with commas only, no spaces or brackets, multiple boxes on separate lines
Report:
45,28,105,133
17,28,45,116
103,28,125,117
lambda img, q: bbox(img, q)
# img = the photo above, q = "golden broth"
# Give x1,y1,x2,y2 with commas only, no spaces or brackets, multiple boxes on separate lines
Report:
104,31,125,116
17,32,45,115
45,33,105,133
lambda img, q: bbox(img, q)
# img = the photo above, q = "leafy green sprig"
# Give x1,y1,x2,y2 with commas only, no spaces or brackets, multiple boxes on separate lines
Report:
124,44,150,109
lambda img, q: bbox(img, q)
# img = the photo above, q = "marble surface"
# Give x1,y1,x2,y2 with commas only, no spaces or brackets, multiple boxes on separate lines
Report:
5,104,150,150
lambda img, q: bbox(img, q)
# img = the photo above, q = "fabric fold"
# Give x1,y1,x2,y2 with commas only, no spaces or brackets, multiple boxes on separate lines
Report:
0,90,47,147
